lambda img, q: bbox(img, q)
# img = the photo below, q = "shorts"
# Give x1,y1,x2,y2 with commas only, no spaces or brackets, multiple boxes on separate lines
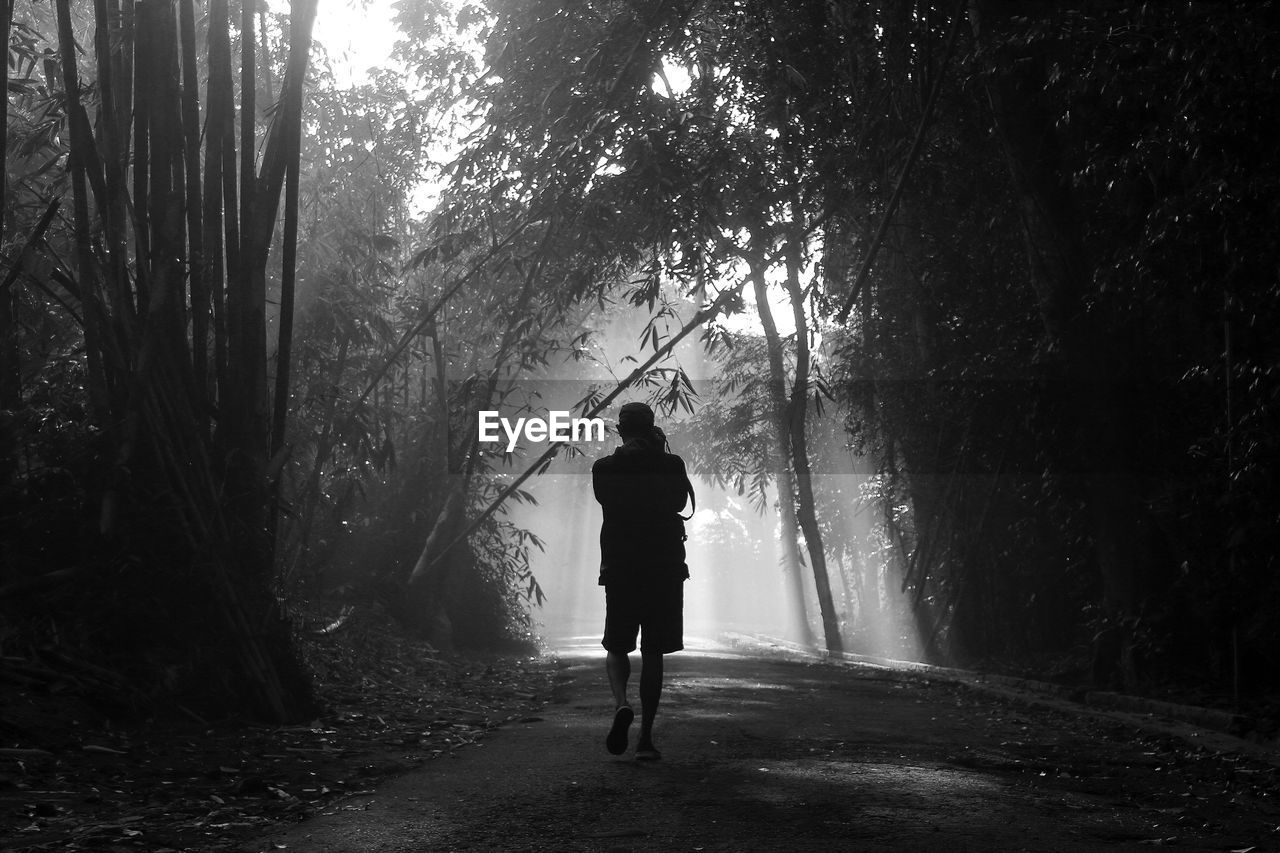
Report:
601,576,684,655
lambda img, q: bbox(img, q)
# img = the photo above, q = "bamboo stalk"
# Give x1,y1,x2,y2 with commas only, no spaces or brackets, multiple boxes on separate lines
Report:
179,0,206,397
55,0,109,419
269,0,320,462
207,0,237,406
0,0,9,238
268,0,317,550
1,0,16,408
141,351,301,722
131,0,152,316
254,0,318,255
200,0,228,410
240,0,256,253
226,0,258,457
91,0,131,332
149,0,188,362
116,0,132,144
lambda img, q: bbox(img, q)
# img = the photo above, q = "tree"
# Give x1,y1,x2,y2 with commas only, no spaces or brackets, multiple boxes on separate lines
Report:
451,0,881,650
0,0,323,719
682,333,815,645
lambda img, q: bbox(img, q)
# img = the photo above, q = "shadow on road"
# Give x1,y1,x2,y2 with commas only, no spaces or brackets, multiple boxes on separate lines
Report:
248,644,1280,852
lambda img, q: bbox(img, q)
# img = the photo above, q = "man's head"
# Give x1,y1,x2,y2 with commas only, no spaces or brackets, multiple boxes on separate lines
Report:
617,401,656,439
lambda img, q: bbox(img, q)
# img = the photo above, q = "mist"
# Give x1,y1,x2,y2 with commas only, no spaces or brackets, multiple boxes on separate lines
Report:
495,298,922,661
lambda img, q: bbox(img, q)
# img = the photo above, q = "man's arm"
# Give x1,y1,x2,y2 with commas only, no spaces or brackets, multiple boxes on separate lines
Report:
667,455,694,516
591,457,612,506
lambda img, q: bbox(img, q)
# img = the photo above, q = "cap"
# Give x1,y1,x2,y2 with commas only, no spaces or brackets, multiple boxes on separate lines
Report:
618,401,655,432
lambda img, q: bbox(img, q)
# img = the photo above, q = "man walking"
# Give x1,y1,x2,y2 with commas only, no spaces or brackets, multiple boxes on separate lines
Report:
592,402,694,760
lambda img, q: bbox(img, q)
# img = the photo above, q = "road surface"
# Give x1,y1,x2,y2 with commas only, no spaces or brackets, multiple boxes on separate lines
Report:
245,643,1278,852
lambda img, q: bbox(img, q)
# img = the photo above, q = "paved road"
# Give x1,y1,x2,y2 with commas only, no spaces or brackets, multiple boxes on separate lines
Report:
246,644,1279,852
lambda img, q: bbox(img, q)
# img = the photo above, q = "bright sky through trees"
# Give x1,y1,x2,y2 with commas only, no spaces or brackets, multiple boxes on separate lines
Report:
301,1,800,332
309,0,399,86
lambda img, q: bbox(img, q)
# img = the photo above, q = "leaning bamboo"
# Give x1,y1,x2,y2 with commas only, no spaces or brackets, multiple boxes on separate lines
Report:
417,280,748,574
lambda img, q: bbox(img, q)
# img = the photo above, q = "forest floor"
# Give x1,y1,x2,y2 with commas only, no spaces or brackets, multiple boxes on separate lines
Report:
0,610,556,852
3,626,1280,852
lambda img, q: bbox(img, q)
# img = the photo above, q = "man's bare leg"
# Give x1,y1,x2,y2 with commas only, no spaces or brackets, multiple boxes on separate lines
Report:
605,651,634,755
637,651,663,757
606,651,630,708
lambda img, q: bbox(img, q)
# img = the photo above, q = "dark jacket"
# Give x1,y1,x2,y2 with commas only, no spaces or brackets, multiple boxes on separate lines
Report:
592,438,693,585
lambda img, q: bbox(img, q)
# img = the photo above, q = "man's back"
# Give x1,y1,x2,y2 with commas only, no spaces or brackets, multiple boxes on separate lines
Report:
592,440,691,581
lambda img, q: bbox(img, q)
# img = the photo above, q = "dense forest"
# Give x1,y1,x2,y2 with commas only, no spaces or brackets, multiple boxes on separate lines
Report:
1,0,1277,724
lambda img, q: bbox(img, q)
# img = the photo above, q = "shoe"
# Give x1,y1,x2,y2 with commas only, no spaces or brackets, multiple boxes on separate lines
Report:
635,743,661,761
606,705,633,755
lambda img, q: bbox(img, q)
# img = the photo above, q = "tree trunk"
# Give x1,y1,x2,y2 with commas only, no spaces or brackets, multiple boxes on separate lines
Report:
751,262,831,651
780,237,844,654
851,544,877,631
772,455,816,647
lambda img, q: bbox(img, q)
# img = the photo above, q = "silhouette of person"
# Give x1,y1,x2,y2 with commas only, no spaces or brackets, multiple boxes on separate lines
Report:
592,401,694,760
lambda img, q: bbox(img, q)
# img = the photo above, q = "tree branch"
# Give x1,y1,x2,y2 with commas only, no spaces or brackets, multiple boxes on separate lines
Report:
418,280,747,572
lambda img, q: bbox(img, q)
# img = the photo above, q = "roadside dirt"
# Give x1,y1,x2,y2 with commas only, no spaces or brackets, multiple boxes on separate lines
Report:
244,643,1280,853
0,614,554,852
